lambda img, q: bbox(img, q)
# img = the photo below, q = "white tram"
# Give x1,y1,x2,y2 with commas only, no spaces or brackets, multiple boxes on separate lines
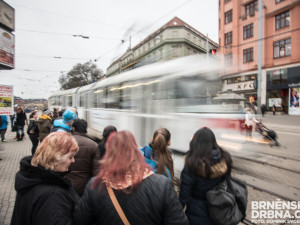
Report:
49,55,243,152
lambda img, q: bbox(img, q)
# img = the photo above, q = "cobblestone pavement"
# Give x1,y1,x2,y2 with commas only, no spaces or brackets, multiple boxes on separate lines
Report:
0,129,31,225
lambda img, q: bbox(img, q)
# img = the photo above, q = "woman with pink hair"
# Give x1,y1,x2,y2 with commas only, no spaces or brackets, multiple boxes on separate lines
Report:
74,130,188,225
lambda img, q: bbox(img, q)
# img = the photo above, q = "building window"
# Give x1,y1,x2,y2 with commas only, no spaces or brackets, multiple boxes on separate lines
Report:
243,47,253,63
172,31,178,38
225,10,232,24
243,23,253,39
273,38,291,58
267,69,287,85
224,31,232,45
245,1,257,16
275,11,290,30
227,76,241,84
225,53,233,66
172,46,179,58
187,33,191,40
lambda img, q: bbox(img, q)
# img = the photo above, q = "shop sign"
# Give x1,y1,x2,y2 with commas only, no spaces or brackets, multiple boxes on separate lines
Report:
228,80,255,91
288,82,300,88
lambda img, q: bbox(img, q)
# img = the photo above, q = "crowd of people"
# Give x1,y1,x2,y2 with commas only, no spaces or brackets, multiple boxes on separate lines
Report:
1,106,245,225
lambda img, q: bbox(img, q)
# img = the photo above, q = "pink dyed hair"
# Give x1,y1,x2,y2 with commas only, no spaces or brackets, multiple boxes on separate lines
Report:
92,130,150,190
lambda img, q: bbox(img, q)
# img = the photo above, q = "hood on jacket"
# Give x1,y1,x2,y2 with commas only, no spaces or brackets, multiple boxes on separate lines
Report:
38,114,52,121
53,119,71,131
15,156,71,194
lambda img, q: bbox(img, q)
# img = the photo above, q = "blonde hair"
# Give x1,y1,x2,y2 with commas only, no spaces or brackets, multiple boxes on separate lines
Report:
31,132,79,170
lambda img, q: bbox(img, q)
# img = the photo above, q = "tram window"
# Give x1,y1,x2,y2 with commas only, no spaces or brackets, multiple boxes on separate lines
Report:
86,91,93,108
170,77,223,112
98,89,106,108
67,95,72,106
80,93,85,107
59,96,63,106
92,90,98,108
107,86,120,109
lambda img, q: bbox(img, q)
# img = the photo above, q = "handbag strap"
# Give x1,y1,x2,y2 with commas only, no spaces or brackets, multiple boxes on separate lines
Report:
106,185,130,225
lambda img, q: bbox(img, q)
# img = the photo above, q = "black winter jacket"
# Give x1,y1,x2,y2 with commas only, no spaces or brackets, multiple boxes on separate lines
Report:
179,154,230,225
74,174,189,225
15,111,27,126
10,156,79,225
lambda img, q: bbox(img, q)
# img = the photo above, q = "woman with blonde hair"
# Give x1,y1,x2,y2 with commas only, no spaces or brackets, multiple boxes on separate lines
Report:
140,128,177,185
74,130,188,225
11,132,79,225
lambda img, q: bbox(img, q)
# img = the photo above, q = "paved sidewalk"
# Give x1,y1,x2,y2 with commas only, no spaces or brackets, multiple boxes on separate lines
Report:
0,130,31,225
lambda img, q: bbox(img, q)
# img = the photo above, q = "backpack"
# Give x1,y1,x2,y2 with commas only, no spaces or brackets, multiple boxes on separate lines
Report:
206,176,248,225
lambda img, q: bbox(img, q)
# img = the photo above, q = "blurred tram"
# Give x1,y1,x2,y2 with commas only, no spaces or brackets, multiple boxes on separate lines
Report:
49,55,244,152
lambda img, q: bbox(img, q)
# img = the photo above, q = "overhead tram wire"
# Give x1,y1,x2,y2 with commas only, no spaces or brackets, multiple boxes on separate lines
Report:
12,3,145,33
16,29,123,41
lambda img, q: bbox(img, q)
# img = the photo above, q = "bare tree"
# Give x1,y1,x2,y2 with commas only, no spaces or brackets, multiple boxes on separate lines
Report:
59,61,104,90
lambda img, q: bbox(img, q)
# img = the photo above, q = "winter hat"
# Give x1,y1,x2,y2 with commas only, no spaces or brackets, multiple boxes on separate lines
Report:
43,109,51,115
63,110,77,123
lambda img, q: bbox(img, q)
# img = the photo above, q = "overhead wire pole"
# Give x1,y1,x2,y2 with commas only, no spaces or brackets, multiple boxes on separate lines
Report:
257,0,263,114
206,33,209,61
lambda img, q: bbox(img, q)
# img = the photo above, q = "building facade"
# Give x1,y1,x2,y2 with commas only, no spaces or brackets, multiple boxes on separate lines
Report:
106,17,218,77
219,0,300,115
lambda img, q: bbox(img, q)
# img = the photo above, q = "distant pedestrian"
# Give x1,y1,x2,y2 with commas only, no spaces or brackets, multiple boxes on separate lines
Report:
140,128,177,185
0,115,8,142
272,104,276,116
66,119,100,196
38,109,52,143
15,107,28,141
98,125,117,159
27,111,39,155
244,108,258,141
261,104,266,117
179,127,233,225
10,132,79,225
53,108,59,120
51,110,77,133
74,130,188,225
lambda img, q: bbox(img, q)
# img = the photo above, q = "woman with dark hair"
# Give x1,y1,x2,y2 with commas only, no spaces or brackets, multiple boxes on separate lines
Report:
140,128,177,185
98,125,117,159
27,111,39,155
74,130,188,225
179,127,232,225
11,132,79,225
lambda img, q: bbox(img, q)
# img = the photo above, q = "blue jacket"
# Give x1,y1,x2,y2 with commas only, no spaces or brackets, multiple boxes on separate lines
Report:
0,115,8,129
51,119,71,133
140,145,172,181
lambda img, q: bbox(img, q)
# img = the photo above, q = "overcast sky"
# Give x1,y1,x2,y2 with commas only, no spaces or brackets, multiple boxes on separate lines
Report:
0,0,218,99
